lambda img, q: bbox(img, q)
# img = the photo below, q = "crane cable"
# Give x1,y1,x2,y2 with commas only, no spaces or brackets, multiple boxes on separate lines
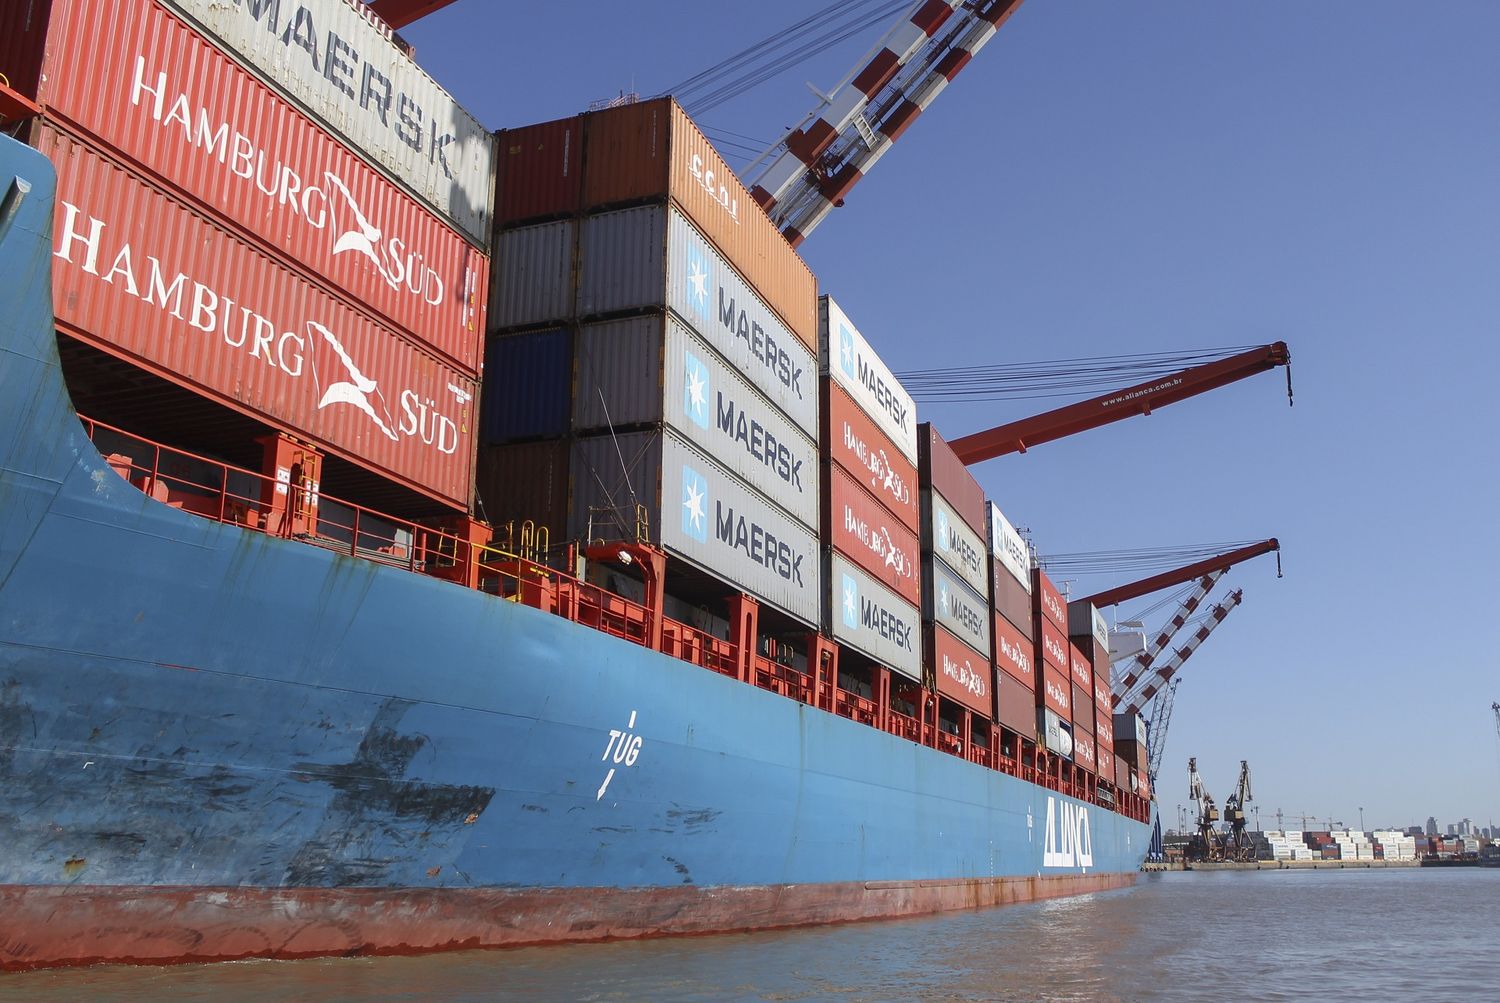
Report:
898,345,1264,403
1039,540,1265,579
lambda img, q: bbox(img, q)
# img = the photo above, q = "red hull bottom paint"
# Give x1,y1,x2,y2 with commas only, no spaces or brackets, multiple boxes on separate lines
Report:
0,874,1135,971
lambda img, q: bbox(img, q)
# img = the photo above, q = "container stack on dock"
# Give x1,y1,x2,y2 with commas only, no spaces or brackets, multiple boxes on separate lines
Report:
485,97,823,632
917,423,993,755
5,0,492,517
1371,831,1418,860
819,295,922,690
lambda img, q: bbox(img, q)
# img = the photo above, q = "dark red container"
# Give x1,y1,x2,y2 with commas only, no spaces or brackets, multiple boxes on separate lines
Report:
495,116,583,226
474,439,571,543
991,559,1033,638
1072,731,1097,775
823,380,919,531
1038,616,1068,672
917,423,985,534
1068,642,1092,690
1114,754,1129,788
1071,683,1094,735
0,0,48,102
1093,674,1112,715
827,463,921,606
1092,644,1110,675
42,124,476,507
993,611,1034,689
995,668,1036,737
1095,730,1113,776
1032,567,1066,632
1039,662,1070,718
32,0,487,375
928,623,992,717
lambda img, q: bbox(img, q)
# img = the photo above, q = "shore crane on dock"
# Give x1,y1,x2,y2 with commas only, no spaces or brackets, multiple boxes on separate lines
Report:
1223,760,1254,861
1186,758,1222,862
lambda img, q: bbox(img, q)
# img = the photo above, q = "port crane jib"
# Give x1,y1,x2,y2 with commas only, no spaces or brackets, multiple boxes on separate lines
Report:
1110,571,1224,701
1124,588,1242,719
1085,538,1279,610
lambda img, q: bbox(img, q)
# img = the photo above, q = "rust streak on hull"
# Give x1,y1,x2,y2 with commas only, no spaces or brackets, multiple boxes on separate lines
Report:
0,874,1135,971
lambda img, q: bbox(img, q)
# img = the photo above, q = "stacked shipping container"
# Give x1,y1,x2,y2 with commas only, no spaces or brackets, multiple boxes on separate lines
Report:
484,98,823,627
819,295,921,681
1069,599,1117,787
1033,566,1074,763
12,0,490,508
989,501,1036,739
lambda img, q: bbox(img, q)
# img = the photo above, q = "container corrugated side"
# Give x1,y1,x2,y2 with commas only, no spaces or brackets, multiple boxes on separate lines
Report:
1095,732,1114,779
480,329,571,443
918,423,985,535
1096,710,1115,747
580,98,818,351
577,205,667,317
571,315,819,529
827,464,920,606
42,124,475,507
0,0,47,103
988,500,1031,593
1038,616,1069,672
819,294,917,466
928,623,992,717
925,557,990,660
491,220,574,330
1093,673,1112,715
495,116,582,226
1068,598,1109,654
1068,642,1093,690
828,551,920,681
991,557,1033,639
158,0,494,245
38,0,486,373
1071,683,1094,735
823,379,918,531
922,487,987,600
996,668,1036,737
1033,567,1067,632
1040,707,1071,759
1040,663,1071,718
993,611,1035,689
1072,730,1097,775
1113,712,1148,744
474,439,570,543
570,429,819,626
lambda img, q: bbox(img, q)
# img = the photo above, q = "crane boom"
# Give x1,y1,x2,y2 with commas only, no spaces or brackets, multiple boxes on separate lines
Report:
748,0,1025,246
1111,572,1223,700
1145,676,1180,785
367,0,461,30
1085,539,1279,609
1122,589,1243,716
950,342,1291,465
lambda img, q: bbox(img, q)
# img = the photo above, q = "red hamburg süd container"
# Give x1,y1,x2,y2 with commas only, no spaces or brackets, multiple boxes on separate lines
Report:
1071,684,1095,735
1096,712,1115,747
993,611,1035,688
1038,616,1069,672
1073,731,1097,774
1032,567,1067,632
995,668,1036,737
826,463,920,606
42,124,475,507
578,98,818,352
1039,662,1070,718
1069,642,1093,690
1095,728,1113,777
992,559,1033,638
917,423,986,535
823,380,919,531
927,623,993,718
33,0,486,375
1094,674,1113,715
495,116,583,226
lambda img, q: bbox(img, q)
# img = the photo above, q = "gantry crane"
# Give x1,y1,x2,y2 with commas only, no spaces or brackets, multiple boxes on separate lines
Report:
1223,760,1253,861
1186,757,1222,862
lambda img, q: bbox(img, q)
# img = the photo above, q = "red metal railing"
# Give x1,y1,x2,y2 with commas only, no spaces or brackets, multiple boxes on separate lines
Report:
79,415,1151,823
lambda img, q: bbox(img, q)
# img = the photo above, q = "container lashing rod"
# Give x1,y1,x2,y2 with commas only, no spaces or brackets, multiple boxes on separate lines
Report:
747,0,1026,247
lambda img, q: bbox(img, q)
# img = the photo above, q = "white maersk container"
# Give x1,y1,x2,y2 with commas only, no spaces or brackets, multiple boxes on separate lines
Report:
819,295,918,466
161,0,494,245
828,552,921,681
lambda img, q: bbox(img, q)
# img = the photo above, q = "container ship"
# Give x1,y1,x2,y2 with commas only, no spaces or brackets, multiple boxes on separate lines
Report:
0,0,1154,970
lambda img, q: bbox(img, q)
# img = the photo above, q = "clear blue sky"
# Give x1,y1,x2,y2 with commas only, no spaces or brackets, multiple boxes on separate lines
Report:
402,2,1499,830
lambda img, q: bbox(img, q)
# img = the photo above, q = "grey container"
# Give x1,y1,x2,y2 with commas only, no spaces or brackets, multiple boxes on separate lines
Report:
925,557,991,660
573,314,818,529
828,551,922,681
492,220,574,330
570,428,820,628
922,487,988,600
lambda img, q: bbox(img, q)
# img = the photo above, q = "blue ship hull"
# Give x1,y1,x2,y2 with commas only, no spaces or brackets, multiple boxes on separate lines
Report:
0,134,1146,970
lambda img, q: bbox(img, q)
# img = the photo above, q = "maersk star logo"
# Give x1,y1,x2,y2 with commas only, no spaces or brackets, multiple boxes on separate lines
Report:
838,324,855,380
685,243,711,318
680,465,708,542
936,509,949,552
683,351,710,429
939,580,950,613
841,573,859,629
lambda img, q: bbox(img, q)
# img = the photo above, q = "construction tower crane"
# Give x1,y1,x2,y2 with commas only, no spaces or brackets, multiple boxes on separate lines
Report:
1186,757,1222,862
1223,760,1254,861
1085,539,1279,610
949,343,1292,466
747,0,1025,246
